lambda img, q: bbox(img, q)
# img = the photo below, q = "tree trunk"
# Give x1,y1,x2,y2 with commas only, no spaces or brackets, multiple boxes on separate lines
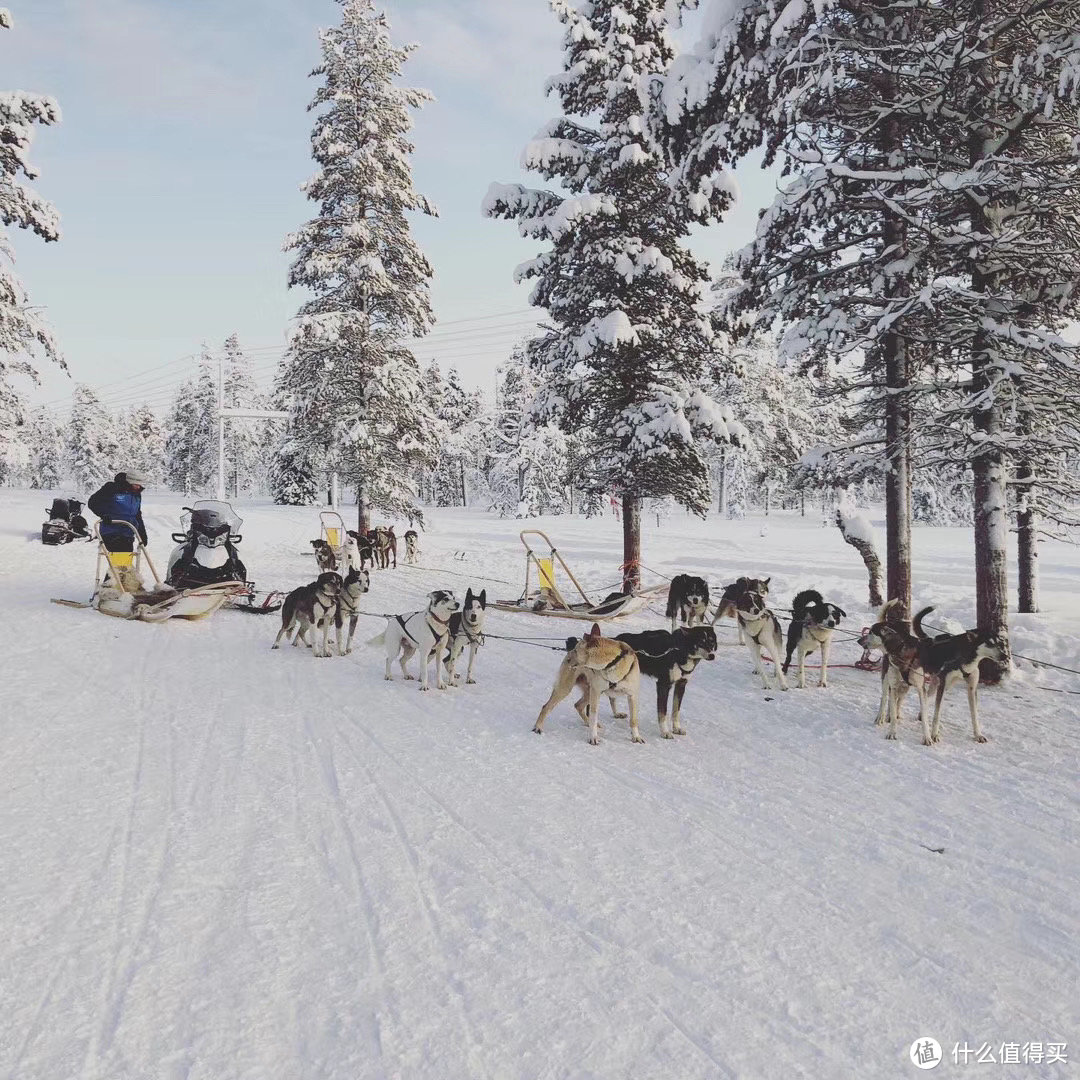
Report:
622,495,641,594
1016,466,1038,612
460,459,467,508
967,4,1010,677
800,490,805,517
356,482,370,534
836,509,885,607
717,447,727,515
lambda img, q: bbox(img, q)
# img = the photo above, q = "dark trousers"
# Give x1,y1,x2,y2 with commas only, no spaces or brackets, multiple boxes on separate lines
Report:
101,531,135,553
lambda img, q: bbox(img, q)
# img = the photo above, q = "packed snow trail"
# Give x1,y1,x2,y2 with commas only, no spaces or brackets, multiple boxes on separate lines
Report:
1,492,1077,1079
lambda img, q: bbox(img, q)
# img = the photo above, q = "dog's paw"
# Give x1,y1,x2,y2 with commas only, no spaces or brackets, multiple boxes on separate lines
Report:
419,685,430,692
588,736,600,746
631,733,646,744
923,737,935,746
975,734,988,743
466,677,476,685
436,683,447,691
613,711,628,719
661,731,674,740
532,724,543,734
886,731,898,740
384,674,393,681
673,726,686,736
404,674,416,681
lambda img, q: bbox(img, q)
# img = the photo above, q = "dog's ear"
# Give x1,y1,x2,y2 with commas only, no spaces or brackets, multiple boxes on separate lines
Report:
763,577,771,588
465,587,474,604
587,622,602,639
478,589,486,607
835,606,847,618
311,540,319,548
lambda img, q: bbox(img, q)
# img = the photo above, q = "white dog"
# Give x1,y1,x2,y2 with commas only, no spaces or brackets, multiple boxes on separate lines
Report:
376,589,460,691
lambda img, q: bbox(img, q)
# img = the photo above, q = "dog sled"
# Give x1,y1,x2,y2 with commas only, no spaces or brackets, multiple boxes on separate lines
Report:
491,530,668,621
320,511,347,568
51,521,245,622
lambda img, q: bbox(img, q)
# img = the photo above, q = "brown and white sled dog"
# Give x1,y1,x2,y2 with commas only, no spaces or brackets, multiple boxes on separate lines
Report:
783,589,847,689
665,574,710,632
712,576,771,644
272,572,343,658
404,529,420,566
444,587,486,684
374,589,460,691
735,589,789,691
532,623,642,745
334,566,370,655
861,601,932,743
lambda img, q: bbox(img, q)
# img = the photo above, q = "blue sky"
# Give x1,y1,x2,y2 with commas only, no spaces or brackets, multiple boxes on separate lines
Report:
7,0,774,415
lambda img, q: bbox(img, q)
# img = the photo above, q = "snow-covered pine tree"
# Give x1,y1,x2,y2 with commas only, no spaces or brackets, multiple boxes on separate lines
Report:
278,0,439,531
222,333,263,497
658,0,950,621
25,405,62,487
66,384,118,491
164,362,216,496
434,367,477,506
1,9,64,480
126,403,166,487
908,2,1080,641
484,0,742,591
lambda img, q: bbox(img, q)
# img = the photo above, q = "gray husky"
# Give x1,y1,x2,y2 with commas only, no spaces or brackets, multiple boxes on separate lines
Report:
272,572,343,658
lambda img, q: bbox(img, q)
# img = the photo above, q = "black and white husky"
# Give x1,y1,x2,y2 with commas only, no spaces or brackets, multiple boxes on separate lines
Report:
665,574,710,632
404,529,420,566
783,589,847,689
444,587,487,684
735,589,789,691
375,589,460,691
272,572,343,658
334,566,370,655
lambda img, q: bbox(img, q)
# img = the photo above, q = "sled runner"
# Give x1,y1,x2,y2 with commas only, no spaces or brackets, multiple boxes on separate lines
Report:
491,530,667,621
52,521,244,621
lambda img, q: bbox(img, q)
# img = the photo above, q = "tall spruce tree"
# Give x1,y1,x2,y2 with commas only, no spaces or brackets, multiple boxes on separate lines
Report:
66,384,117,492
25,404,62,487
222,333,262,496
277,0,439,530
484,0,742,590
658,0,949,622
1,9,64,473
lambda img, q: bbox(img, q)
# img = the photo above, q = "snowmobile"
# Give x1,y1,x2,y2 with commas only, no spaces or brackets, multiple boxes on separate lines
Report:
166,501,281,614
41,497,91,546
51,520,243,621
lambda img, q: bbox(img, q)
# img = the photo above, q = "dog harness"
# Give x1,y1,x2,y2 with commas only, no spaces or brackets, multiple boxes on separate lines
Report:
395,609,450,648
599,646,636,688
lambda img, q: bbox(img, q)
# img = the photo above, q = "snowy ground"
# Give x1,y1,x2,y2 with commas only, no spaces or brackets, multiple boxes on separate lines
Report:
1,488,1077,1080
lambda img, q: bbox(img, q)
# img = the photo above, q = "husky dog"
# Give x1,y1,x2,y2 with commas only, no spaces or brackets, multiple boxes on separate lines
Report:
404,529,420,566
272,572,343,658
334,566,371,655
343,530,374,573
735,589,789,691
532,623,642,745
913,608,1008,744
783,589,847,689
444,587,487,684
376,589,460,690
614,626,717,737
712,576,771,644
861,601,932,743
665,574,710,632
370,526,397,570
311,538,338,573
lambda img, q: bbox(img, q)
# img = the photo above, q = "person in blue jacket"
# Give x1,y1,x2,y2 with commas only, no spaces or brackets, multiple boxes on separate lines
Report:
87,470,149,552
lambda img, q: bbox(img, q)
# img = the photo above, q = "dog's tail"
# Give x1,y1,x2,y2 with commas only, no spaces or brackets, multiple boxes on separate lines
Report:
367,630,386,647
911,606,935,640
664,578,680,620
790,589,824,617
